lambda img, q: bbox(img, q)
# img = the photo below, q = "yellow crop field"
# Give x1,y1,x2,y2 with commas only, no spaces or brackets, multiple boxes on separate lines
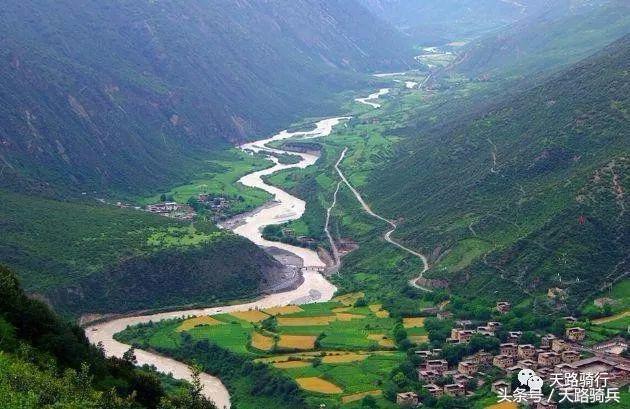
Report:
335,313,366,321
229,310,269,323
403,317,426,328
277,316,336,326
369,304,390,318
322,353,368,364
333,292,365,306
332,306,352,313
176,316,223,332
296,377,343,394
409,335,429,343
250,332,274,351
368,334,395,347
277,335,317,350
263,305,303,316
341,390,382,403
273,360,311,369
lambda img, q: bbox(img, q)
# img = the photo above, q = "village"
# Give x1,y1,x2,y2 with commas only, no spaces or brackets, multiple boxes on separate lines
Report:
395,301,630,408
143,193,232,221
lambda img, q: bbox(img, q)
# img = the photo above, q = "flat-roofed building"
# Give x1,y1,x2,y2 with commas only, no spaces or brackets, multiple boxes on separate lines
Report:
425,383,443,397
541,334,556,349
538,351,561,367
565,327,586,342
551,338,567,352
443,383,465,397
417,369,440,382
396,392,419,407
561,350,580,364
493,354,514,370
425,359,448,374
500,343,518,357
458,361,478,376
518,344,537,360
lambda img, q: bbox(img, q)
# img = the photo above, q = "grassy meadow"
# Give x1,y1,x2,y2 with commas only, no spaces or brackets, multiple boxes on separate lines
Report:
141,148,273,216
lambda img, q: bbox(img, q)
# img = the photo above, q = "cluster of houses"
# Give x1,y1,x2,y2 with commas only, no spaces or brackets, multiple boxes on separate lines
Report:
145,194,232,221
145,202,196,220
198,194,230,211
394,301,630,407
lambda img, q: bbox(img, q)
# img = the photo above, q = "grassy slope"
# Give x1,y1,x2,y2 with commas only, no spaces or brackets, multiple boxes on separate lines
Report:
367,37,629,309
455,0,630,78
140,148,273,216
0,190,279,316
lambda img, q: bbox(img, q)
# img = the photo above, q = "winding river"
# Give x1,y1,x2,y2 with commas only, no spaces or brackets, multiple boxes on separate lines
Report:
85,117,348,409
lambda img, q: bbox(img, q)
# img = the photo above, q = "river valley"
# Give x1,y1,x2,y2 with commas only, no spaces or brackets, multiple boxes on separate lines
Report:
85,116,358,409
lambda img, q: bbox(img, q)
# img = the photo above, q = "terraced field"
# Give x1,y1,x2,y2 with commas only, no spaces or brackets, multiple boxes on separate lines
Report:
116,294,430,406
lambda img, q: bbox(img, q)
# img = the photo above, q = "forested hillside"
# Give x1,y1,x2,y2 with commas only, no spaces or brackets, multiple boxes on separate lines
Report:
0,0,412,195
367,36,629,309
0,190,284,317
455,0,630,78
0,265,215,408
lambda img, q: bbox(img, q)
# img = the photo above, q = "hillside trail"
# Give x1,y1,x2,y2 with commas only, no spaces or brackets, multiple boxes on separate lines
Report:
333,147,431,291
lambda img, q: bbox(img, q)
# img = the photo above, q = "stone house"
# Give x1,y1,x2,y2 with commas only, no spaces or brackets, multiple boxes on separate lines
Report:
493,354,515,369
565,327,586,342
500,343,518,357
538,352,561,367
561,350,580,363
518,344,537,360
457,361,478,376
443,383,465,397
396,392,419,407
425,383,443,397
551,338,567,352
425,359,448,373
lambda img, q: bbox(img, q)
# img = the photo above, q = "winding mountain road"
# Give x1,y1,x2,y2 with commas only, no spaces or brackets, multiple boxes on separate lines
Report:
333,148,430,290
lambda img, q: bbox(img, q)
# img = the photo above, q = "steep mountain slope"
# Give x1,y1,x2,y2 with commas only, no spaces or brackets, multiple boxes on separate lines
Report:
0,0,412,195
366,36,629,309
357,0,548,43
0,265,211,408
454,0,630,78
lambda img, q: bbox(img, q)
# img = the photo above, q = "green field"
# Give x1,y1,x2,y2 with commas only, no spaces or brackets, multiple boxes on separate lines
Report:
115,294,434,406
141,148,272,216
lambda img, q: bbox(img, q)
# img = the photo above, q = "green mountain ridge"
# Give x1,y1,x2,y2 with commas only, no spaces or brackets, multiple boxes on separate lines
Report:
366,35,629,309
453,0,630,78
0,264,212,408
356,0,549,42
0,0,412,196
